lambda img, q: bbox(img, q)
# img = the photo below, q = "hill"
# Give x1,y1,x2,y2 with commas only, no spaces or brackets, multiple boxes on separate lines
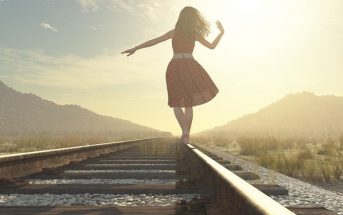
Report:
196,92,343,139
0,80,168,138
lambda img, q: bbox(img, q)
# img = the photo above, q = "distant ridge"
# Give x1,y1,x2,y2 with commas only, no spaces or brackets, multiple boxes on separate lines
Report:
0,80,168,137
196,92,343,139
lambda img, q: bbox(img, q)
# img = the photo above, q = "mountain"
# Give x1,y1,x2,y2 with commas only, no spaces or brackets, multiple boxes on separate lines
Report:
196,92,343,139
0,80,168,137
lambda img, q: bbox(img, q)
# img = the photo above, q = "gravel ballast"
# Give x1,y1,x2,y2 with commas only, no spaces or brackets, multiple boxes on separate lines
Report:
0,194,199,207
64,170,175,173
201,145,343,215
27,179,176,185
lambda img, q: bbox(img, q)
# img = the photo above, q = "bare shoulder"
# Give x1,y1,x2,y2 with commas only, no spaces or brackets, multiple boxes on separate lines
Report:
156,29,175,41
195,34,204,41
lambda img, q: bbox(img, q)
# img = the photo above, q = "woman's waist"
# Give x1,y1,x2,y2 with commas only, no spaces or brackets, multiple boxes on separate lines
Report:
172,52,194,59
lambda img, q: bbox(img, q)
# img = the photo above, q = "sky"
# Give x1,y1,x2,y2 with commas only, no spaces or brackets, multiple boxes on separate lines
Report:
0,0,342,135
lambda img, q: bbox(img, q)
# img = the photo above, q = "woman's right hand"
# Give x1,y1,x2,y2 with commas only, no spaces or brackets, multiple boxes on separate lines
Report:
121,48,136,56
216,21,224,33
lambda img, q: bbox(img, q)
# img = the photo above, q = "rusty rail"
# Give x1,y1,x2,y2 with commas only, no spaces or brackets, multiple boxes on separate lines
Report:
183,143,295,215
0,137,164,178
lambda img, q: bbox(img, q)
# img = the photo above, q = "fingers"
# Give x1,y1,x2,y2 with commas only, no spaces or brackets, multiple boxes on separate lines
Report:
121,51,131,56
121,49,132,54
215,20,224,32
121,49,135,56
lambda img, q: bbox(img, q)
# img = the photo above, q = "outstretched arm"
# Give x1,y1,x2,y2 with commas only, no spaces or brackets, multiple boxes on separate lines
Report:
121,29,174,56
196,21,224,50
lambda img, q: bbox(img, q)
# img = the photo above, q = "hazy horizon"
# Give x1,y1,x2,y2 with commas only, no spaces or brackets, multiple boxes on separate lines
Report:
1,0,343,134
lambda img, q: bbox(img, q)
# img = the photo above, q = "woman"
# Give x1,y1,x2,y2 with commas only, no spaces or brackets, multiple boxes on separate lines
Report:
122,6,224,144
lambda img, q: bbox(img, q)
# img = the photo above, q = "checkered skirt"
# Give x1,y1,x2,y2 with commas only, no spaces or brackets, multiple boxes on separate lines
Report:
166,30,219,107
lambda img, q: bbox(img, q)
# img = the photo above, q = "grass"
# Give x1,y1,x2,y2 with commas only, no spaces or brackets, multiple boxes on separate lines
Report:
193,134,343,183
332,156,343,180
0,132,162,155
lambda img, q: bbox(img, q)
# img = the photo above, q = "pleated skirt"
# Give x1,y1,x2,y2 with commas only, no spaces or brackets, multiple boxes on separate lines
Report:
166,58,219,107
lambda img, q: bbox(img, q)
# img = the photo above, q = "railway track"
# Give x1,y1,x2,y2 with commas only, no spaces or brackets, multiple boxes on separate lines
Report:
0,137,337,215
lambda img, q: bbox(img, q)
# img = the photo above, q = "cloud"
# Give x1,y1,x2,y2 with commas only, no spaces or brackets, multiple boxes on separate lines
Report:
88,24,105,30
74,0,184,26
76,0,135,13
0,47,166,92
88,25,97,30
108,0,135,13
75,0,162,16
40,22,58,32
77,0,99,12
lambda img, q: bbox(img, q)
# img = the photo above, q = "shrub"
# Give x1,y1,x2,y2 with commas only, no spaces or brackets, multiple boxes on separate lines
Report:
0,134,139,154
296,147,314,160
339,135,343,150
319,160,333,183
302,160,322,182
256,151,275,169
318,141,339,156
237,137,258,155
276,152,304,178
236,135,281,156
331,156,343,180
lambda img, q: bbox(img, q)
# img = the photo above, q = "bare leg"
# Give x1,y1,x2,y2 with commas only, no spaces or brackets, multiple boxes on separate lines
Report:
173,107,187,143
184,107,193,143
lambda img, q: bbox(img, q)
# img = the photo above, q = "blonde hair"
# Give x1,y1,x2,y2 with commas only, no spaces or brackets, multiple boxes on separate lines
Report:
175,6,210,40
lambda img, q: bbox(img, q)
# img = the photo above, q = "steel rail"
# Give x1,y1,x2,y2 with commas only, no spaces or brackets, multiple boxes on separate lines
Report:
186,144,295,215
0,137,164,178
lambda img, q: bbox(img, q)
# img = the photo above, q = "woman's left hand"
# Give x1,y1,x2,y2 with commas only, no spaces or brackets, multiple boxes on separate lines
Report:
121,48,136,56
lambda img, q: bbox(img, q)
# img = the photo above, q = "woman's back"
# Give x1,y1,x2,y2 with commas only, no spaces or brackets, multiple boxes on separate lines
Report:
172,29,195,54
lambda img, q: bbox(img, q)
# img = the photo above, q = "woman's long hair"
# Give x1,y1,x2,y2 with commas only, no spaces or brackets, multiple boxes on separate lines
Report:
175,6,210,40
